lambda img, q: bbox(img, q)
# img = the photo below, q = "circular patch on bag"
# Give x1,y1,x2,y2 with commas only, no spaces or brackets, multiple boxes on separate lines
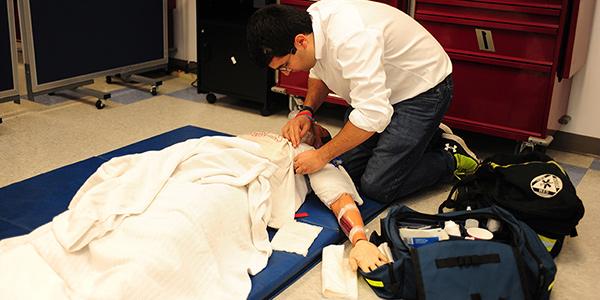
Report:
530,174,563,198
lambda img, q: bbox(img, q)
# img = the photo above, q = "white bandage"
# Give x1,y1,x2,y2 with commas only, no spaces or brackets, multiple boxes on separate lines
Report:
337,204,360,222
309,164,363,207
348,227,366,244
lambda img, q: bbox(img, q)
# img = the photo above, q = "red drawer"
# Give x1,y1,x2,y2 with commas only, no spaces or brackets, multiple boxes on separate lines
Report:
279,0,317,8
466,0,563,10
278,71,308,90
445,53,552,139
418,14,557,65
278,71,349,106
416,0,561,28
280,0,399,9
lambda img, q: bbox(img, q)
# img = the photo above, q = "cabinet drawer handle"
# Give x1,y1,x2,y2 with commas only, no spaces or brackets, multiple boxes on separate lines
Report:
475,29,495,52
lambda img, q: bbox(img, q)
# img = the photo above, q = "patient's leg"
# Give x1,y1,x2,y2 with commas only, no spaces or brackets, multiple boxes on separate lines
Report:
330,193,367,245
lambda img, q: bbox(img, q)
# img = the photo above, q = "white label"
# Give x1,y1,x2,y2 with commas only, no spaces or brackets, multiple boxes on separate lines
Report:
531,174,563,198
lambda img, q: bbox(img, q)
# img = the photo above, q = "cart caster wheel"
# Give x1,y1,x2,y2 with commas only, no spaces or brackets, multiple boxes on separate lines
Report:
105,76,112,84
206,93,217,104
515,141,546,154
260,106,272,116
515,142,530,154
95,99,106,109
150,86,158,96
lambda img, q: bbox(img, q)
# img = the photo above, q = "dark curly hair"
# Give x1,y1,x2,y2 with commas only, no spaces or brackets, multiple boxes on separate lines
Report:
246,5,313,67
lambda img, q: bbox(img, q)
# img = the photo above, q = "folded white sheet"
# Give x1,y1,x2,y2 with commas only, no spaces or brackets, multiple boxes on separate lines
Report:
270,221,322,256
321,244,358,299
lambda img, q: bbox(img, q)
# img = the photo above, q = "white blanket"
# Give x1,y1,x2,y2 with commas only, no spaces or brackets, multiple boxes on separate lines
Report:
0,135,301,300
0,133,363,300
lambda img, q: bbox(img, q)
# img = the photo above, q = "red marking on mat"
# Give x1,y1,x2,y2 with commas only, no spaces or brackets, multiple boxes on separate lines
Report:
294,212,309,218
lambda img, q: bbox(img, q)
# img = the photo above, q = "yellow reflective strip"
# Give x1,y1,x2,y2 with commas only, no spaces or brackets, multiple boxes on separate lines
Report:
548,161,567,175
489,160,565,175
365,278,384,288
548,279,556,291
489,160,567,175
538,234,557,252
489,162,501,169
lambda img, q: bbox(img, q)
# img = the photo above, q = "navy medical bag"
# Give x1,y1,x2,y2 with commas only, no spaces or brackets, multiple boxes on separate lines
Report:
361,205,556,300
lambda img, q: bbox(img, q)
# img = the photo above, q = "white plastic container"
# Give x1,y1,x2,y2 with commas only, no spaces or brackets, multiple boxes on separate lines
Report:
444,220,461,237
467,227,494,240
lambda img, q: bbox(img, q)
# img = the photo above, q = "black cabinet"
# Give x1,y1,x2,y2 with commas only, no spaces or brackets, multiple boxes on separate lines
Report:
197,1,281,116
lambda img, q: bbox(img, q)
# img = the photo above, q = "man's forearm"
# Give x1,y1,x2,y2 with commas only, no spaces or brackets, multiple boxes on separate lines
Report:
303,78,330,111
320,121,375,162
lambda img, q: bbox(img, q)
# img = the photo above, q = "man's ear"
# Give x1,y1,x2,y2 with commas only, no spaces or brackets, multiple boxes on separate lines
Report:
294,34,308,49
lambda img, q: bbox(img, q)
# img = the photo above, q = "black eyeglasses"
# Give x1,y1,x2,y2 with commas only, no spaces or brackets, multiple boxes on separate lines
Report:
277,47,297,73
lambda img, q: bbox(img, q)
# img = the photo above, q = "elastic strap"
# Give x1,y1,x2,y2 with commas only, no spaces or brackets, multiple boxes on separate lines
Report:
348,227,366,245
337,204,359,222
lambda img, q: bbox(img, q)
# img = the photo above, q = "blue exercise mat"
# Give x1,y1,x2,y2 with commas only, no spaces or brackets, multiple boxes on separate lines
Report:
0,125,386,299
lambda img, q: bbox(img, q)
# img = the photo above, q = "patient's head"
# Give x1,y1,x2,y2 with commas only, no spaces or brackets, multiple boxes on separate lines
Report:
301,122,332,149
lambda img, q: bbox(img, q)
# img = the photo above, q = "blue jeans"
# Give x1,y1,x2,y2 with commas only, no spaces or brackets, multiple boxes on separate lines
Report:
340,76,455,204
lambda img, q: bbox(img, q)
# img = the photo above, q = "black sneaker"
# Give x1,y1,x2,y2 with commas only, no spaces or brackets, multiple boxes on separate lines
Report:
441,133,479,179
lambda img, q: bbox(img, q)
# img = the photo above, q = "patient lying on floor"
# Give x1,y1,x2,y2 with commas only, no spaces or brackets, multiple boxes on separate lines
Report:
0,123,387,299
241,123,389,273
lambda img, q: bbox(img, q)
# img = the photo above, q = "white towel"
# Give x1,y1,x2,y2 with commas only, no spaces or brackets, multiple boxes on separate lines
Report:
270,221,322,256
322,244,358,299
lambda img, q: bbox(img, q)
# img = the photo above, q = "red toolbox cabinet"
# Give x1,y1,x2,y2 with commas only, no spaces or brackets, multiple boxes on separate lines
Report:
274,0,594,146
414,0,594,143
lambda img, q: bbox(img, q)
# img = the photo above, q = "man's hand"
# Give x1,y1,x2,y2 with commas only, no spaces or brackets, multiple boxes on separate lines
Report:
282,116,312,147
294,149,329,174
348,240,389,273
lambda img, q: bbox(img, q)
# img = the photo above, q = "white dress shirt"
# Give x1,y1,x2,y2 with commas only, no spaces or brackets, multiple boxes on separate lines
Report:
307,0,452,133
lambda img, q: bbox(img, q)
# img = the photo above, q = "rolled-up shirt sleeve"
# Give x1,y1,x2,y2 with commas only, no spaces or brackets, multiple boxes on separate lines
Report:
336,30,393,133
308,67,321,80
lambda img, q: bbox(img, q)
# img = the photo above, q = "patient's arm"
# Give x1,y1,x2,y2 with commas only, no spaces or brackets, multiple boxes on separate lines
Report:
330,193,389,272
304,159,388,272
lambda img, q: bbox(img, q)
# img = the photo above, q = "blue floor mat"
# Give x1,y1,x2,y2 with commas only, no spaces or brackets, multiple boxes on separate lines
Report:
0,125,386,299
0,158,106,234
97,126,228,161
